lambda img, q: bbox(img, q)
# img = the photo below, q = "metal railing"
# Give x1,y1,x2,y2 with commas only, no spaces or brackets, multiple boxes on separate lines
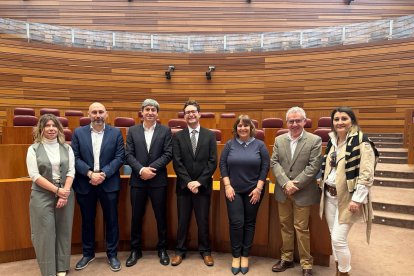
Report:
1,15,413,53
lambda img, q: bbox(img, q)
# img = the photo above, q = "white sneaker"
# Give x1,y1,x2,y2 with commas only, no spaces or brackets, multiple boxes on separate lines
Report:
56,272,66,276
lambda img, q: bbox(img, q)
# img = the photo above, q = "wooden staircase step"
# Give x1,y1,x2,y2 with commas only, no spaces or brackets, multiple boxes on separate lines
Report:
373,210,414,229
377,148,407,158
371,186,414,208
374,177,414,189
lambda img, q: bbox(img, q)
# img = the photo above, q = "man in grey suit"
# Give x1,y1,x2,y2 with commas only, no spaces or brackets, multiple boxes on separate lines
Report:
270,107,322,276
125,99,173,267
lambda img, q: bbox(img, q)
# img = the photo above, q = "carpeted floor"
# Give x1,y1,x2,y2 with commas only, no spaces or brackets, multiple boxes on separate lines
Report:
1,223,413,276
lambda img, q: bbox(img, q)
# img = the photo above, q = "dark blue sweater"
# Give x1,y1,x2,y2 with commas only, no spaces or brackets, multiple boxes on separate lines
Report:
219,138,270,193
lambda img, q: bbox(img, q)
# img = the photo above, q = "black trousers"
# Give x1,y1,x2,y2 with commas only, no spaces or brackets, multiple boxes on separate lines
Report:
76,187,119,258
226,189,264,257
130,186,167,251
175,191,211,256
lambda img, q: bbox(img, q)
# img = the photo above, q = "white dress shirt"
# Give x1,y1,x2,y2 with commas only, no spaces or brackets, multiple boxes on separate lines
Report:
91,124,105,171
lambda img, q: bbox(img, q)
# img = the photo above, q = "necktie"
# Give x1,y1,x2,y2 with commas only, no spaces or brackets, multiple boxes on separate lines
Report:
191,129,197,154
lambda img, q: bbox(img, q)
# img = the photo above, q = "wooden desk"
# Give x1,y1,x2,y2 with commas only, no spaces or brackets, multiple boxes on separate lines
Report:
0,177,331,264
2,127,34,144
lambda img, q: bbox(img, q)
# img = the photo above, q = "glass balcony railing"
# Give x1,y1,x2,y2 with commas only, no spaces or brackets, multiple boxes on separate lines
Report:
0,15,413,53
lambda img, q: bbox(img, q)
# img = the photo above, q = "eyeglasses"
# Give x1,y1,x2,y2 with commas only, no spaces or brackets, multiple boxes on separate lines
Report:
184,110,198,115
330,151,337,168
287,119,304,125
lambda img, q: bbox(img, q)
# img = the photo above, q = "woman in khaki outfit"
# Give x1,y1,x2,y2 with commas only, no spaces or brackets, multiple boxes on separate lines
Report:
26,114,75,276
319,107,378,276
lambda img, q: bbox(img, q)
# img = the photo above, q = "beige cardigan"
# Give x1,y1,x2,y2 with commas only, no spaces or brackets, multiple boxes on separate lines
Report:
319,131,376,243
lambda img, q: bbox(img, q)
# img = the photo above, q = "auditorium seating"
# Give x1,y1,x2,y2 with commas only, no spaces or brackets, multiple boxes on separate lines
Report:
262,118,283,128
262,118,284,146
209,129,222,143
79,117,91,126
63,128,72,142
40,108,60,116
13,115,38,127
114,117,135,127
221,113,235,118
218,113,236,129
313,128,330,145
305,118,312,129
64,110,84,116
317,117,332,129
57,117,69,128
255,129,265,141
252,119,259,129
177,111,184,118
168,118,187,129
14,107,35,116
276,129,289,137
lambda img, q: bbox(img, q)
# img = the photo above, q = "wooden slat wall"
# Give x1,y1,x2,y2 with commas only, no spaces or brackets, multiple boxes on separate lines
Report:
0,0,413,33
0,37,413,134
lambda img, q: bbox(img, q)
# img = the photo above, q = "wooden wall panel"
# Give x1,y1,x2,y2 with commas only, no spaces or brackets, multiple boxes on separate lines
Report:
0,0,413,33
0,38,414,135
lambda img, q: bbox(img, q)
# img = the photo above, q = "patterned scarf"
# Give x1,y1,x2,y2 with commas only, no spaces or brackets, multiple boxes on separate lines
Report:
321,127,379,192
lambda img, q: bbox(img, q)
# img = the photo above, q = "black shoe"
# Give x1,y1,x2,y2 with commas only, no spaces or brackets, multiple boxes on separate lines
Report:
108,256,121,272
75,256,95,270
126,250,142,267
158,249,170,266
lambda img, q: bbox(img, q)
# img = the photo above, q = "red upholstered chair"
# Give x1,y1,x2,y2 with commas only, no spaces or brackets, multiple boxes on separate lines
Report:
63,128,73,142
13,115,38,126
168,119,187,129
177,111,184,118
210,129,222,143
40,108,60,116
317,117,332,129
200,112,215,118
57,117,69,128
313,128,331,144
114,117,135,127
79,117,91,126
304,118,312,128
170,128,182,136
220,113,235,118
276,128,289,137
64,110,84,116
138,111,143,118
14,107,35,116
252,119,259,129
262,118,283,128
255,129,265,141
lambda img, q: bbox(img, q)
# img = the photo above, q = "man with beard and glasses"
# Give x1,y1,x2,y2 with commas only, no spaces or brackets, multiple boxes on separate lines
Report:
71,102,125,272
125,99,173,267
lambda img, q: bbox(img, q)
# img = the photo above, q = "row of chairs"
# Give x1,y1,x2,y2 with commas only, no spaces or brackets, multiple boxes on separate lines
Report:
13,108,331,128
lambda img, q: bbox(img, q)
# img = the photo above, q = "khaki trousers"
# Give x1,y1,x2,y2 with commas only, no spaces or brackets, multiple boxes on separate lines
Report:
278,196,313,269
30,189,75,276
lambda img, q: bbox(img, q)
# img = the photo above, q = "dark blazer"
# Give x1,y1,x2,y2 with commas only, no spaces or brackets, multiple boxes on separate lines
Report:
172,127,217,195
126,124,173,187
71,124,125,194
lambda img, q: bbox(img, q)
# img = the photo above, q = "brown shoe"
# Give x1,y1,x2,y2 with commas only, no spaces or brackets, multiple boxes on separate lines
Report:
272,259,294,272
171,255,183,266
203,255,214,266
303,268,313,276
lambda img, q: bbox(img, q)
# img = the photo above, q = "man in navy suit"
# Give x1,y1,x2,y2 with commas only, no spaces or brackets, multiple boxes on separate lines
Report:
71,102,125,272
170,100,217,267
125,99,173,267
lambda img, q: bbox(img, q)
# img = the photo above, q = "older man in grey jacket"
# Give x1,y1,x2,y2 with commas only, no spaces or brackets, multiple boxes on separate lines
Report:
270,107,322,276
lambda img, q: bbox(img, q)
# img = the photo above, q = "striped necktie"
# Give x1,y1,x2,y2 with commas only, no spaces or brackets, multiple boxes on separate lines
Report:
191,129,197,154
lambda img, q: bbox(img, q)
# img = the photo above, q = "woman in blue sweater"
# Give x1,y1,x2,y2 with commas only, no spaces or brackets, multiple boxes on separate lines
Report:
220,115,270,275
